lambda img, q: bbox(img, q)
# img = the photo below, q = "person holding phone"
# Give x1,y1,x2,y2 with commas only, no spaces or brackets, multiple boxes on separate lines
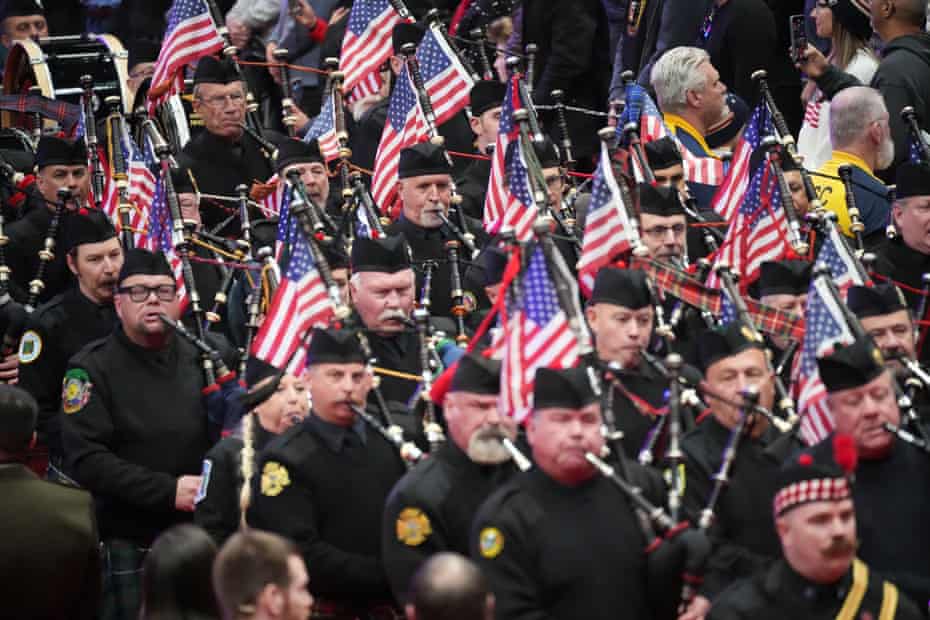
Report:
797,0,877,171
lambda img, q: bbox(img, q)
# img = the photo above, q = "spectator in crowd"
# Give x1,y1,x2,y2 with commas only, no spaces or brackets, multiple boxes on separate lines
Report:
0,384,100,619
139,524,220,620
213,530,314,620
405,553,494,620
797,0,878,170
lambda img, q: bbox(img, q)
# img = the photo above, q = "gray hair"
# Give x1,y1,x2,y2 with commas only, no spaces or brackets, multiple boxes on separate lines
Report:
829,86,888,149
650,47,712,115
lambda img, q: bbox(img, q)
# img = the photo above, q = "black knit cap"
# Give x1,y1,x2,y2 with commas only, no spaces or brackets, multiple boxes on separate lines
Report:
773,434,856,516
275,139,324,173
638,182,685,217
117,248,173,285
816,337,886,393
533,136,561,169
533,366,598,411
237,357,284,411
392,21,426,55
894,162,930,200
63,208,117,254
480,245,508,286
644,136,683,171
696,321,766,373
193,56,240,86
398,142,452,179
470,80,507,116
35,136,86,168
828,0,872,41
322,244,350,270
449,353,501,395
847,283,908,319
589,266,652,310
306,327,366,366
0,384,38,453
0,0,44,19
351,233,411,273
757,260,812,297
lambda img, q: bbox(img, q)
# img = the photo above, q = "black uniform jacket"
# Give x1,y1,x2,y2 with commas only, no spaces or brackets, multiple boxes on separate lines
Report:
681,416,800,597
18,287,117,458
247,412,407,605
709,558,924,620
385,213,489,320
61,328,211,544
194,423,275,546
382,441,516,601
810,434,930,610
177,129,277,235
471,465,664,620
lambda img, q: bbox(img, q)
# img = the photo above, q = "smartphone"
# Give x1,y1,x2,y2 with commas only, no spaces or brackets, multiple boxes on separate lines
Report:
789,14,807,63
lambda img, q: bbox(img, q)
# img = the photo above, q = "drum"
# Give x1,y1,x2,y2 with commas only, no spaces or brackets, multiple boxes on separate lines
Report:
2,34,130,129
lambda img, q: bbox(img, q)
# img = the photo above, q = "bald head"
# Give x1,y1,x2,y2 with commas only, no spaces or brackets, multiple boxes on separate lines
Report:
405,553,493,620
893,0,926,27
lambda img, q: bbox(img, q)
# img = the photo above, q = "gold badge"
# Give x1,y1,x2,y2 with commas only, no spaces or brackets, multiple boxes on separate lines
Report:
871,346,884,366
260,461,291,497
479,527,504,558
396,507,432,546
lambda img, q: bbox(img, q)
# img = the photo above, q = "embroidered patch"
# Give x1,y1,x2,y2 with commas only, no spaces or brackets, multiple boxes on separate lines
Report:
62,368,92,415
396,507,432,546
18,330,42,364
195,459,213,504
479,527,504,559
260,461,291,497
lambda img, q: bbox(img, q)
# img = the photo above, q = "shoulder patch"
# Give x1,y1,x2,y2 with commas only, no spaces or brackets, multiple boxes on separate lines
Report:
18,330,42,364
62,368,92,415
195,459,213,504
396,507,432,546
260,461,291,497
479,526,504,558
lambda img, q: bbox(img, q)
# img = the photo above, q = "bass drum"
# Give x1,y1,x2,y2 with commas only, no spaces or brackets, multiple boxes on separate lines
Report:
2,34,130,130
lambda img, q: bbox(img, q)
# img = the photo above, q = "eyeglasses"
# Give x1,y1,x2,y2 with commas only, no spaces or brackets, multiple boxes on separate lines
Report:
117,284,178,302
643,223,686,238
196,92,245,109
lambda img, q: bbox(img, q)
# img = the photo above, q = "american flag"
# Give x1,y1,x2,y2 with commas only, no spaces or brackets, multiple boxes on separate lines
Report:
101,127,157,248
339,0,407,102
483,74,520,235
148,167,189,308
710,102,774,223
500,243,580,422
577,141,634,296
252,188,333,373
707,163,791,293
796,226,868,444
304,91,340,163
419,24,474,125
498,127,543,241
371,27,473,216
371,64,428,214
147,0,224,111
618,81,724,187
257,173,284,218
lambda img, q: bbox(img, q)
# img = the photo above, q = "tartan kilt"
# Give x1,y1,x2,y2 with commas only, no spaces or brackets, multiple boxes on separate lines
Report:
98,539,149,620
